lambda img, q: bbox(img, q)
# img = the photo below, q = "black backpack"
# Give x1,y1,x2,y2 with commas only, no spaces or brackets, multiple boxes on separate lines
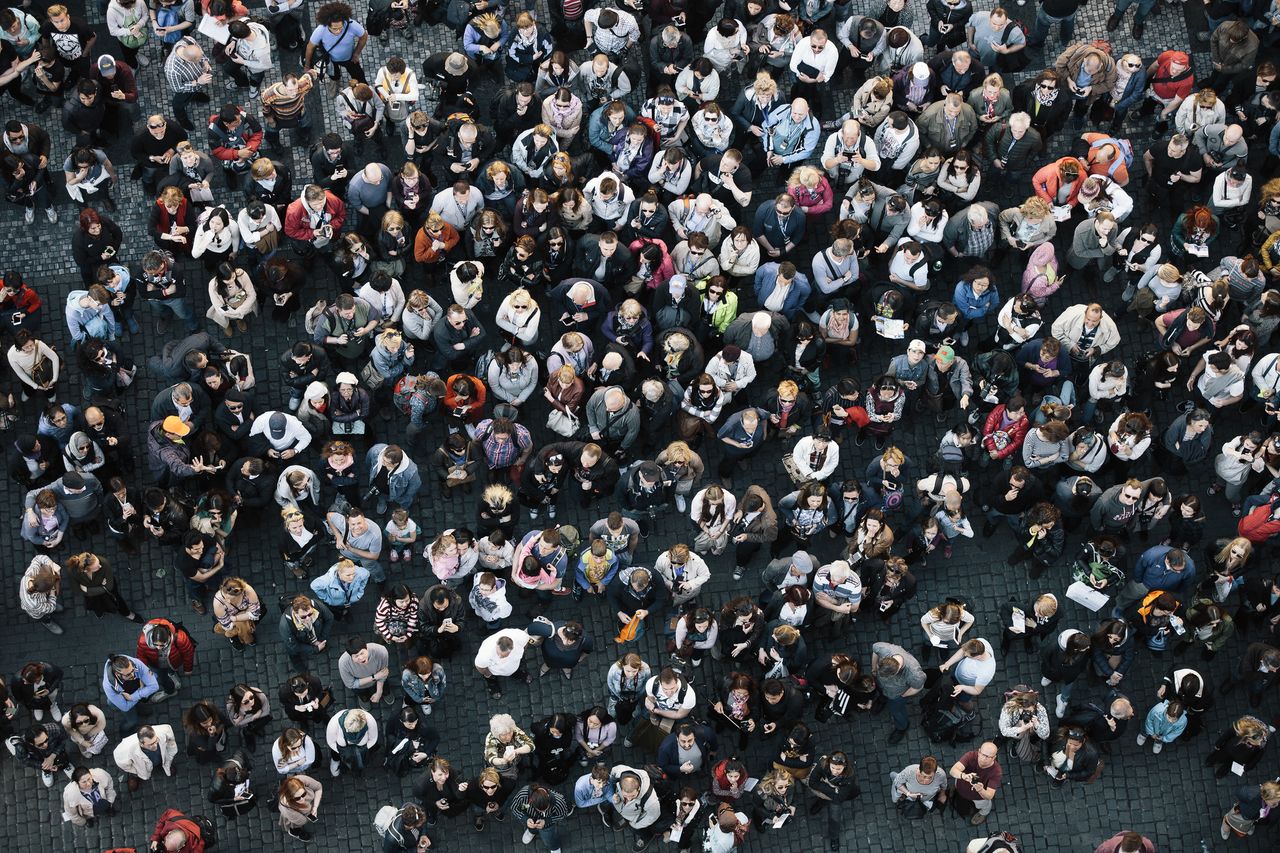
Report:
922,704,982,745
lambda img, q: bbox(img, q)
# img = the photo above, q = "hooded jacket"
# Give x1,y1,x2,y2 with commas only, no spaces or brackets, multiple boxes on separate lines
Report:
364,443,422,507
136,618,197,672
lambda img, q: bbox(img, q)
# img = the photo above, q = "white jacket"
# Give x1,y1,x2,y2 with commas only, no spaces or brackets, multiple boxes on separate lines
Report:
248,411,313,453
791,436,840,481
62,767,116,825
113,724,178,780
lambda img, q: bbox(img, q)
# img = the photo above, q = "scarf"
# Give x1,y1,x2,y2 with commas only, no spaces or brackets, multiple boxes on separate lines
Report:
337,710,367,745
1034,85,1060,107
616,138,642,172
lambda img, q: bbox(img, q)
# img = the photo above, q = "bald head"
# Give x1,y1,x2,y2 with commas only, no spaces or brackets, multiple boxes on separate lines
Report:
604,388,627,411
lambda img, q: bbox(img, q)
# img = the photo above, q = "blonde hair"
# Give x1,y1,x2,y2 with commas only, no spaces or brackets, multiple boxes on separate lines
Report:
663,440,693,463
788,165,823,190
752,72,778,98
482,483,513,507
343,710,368,731
1020,196,1051,220
983,72,1004,89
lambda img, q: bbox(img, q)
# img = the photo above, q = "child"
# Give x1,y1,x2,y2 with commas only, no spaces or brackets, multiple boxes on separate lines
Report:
384,506,420,563
904,517,945,567
476,529,514,575
469,571,512,626
934,487,974,558
1136,699,1187,754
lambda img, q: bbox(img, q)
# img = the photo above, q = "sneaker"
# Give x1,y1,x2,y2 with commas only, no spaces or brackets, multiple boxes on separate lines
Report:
41,770,54,787
224,78,237,89
969,813,987,825
190,598,206,615
1134,734,1147,746
873,436,887,451
5,736,18,756
528,508,539,519
732,567,745,581
1055,696,1067,718
474,817,485,831
137,53,151,67
389,549,399,563
522,830,535,844
375,498,388,516
402,549,412,562
623,736,634,748
959,331,969,347
249,87,260,99
548,504,557,519
45,207,57,223
32,709,43,721
1040,676,1052,687
675,494,687,512
329,759,340,777
24,207,33,224
1151,741,1163,754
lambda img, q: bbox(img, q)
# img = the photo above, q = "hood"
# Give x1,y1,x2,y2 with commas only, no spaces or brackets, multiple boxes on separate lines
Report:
1057,627,1082,650
141,620,170,648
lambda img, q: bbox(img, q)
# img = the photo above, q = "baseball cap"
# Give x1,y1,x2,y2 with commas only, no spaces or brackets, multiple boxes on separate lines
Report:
908,339,927,353
935,345,955,366
268,412,287,439
96,55,116,75
911,62,930,81
162,416,190,437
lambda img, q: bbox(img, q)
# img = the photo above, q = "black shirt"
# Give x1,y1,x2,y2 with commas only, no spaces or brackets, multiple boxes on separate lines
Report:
130,125,190,164
1040,0,1087,16
178,532,218,581
697,153,754,206
1146,141,1202,183
41,16,94,61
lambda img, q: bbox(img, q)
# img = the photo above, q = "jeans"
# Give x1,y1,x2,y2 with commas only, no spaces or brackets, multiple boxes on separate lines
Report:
264,112,313,149
529,824,561,850
885,694,909,731
1030,10,1076,45
184,574,219,603
1113,0,1158,19
149,297,200,333
171,89,211,129
155,668,178,695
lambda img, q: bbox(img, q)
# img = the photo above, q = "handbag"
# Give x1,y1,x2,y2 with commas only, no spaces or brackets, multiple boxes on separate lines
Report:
547,408,579,437
255,226,280,253
31,351,53,387
896,796,928,820
360,360,385,391
781,453,813,487
694,528,729,555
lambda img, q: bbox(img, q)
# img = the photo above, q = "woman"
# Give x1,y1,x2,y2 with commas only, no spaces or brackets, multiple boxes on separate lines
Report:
382,706,438,778
150,185,194,255
208,751,255,818
751,768,798,833
866,556,917,622
605,653,650,723
72,209,123,285
183,699,230,764
1177,599,1234,659
1211,431,1264,515
531,712,578,783
335,81,384,155
257,256,305,323
689,484,736,556
773,721,814,780
277,671,334,730
388,167,429,247
61,703,108,759
919,600,974,663
536,621,594,680
857,376,907,449
574,706,617,766
1170,205,1218,264
997,686,1051,762
1006,502,1066,579
202,262,258,338
512,188,558,242
774,483,837,556
1206,715,1270,778
279,506,324,580
325,707,378,778
710,671,759,750
64,551,141,622
212,576,263,649
1090,618,1136,687
373,583,419,658
272,728,316,777
0,152,55,226
496,242,544,301
401,655,446,719
937,150,982,209
1222,779,1280,840
848,509,894,564
554,185,592,232
468,767,514,831
786,166,834,223
277,774,323,842
758,623,809,679
483,713,534,781
7,328,60,404
318,440,361,509
21,488,69,552
227,683,272,752
62,765,116,826
191,205,241,271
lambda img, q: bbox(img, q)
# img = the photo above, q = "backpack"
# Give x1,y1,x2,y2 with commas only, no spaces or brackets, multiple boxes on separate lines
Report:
1088,136,1134,178
922,703,981,744
393,373,437,416
636,115,663,150
475,349,495,380
373,804,400,837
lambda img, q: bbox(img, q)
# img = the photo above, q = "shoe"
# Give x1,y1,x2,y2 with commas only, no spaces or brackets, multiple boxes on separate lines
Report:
675,494,687,512
32,709,43,721
528,508,539,519
325,78,338,97
1151,741,1163,754
224,78,237,89
873,436,887,451
389,549,398,563
633,838,650,851
249,87,260,99
1135,734,1146,746
41,771,54,788
1132,19,1145,38
375,498,388,516
981,521,997,538
137,53,150,67
1221,823,1230,841
970,813,987,825
127,775,140,792
24,207,33,224
522,830,535,844
1106,12,1120,29
489,687,503,700
190,598,206,615
732,567,745,581
959,331,969,347
1055,696,1067,718
45,207,57,223
808,799,826,816
288,827,313,843
474,817,485,831
623,736,634,748
830,841,840,852
236,318,249,332
548,504,557,519
402,549,412,562
886,728,906,744
329,759,340,777
1040,676,1052,687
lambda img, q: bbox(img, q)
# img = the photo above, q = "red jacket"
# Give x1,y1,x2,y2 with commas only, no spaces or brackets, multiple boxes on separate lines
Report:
1239,502,1280,544
206,109,263,163
0,280,41,314
982,405,1030,460
284,192,347,241
150,809,206,853
1149,51,1194,104
443,374,486,422
1094,832,1155,853
136,618,197,672
1032,157,1087,207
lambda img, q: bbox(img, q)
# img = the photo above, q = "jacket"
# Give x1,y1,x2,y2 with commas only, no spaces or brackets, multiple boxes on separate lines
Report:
278,601,334,656
1032,157,1087,206
149,808,206,853
585,388,641,449
653,549,711,605
981,405,1030,460
1051,305,1120,355
309,561,370,608
915,101,979,152
62,767,116,825
283,191,347,242
731,485,779,543
753,264,812,319
1131,545,1197,595
982,121,1042,172
942,202,1001,256
113,724,179,780
608,765,662,828
365,444,422,507
1053,44,1117,104
102,656,160,712
761,102,822,163
1161,414,1214,465
137,618,197,672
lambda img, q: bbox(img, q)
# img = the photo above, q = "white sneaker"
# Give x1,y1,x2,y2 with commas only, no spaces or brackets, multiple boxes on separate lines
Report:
24,207,33,224
137,53,151,67
522,830,535,844
5,736,18,756
675,494,687,512
32,709,43,721
224,78,237,89
41,771,54,787
49,704,62,720
329,759,340,777
1040,677,1051,687
1134,734,1147,746
249,87,260,100
1151,741,1163,754
1054,696,1067,718
45,207,57,223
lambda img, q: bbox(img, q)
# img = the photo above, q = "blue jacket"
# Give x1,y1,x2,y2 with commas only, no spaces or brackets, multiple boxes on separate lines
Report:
365,443,422,508
575,548,620,589
101,656,160,712
1113,66,1148,112
462,19,510,61
1132,545,1197,594
1142,699,1188,741
753,202,807,252
309,561,370,607
753,263,813,320
762,103,821,163
953,279,1000,320
656,724,719,778
587,103,636,157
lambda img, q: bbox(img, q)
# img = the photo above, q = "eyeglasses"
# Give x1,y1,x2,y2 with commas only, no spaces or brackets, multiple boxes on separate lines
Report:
480,783,499,790
1039,83,1056,90
148,122,165,129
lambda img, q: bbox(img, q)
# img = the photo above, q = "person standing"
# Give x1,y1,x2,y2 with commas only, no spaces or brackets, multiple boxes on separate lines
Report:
871,642,926,742
948,742,1002,825
509,783,571,853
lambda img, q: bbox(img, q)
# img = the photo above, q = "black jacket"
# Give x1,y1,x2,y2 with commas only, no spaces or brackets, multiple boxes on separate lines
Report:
571,237,635,293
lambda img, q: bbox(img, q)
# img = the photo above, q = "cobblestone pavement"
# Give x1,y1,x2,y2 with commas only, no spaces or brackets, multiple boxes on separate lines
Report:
0,0,1277,851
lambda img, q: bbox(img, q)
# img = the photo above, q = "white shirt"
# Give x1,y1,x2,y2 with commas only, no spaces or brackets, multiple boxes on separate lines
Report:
474,628,531,676
789,37,839,80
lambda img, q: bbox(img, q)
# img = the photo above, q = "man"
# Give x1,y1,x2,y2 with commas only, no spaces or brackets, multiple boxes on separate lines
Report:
112,723,177,792
303,0,368,95
61,79,106,143
948,741,1002,825
284,182,346,267
177,530,223,615
606,565,669,636
1094,831,1155,853
89,55,140,131
754,260,811,319
789,28,839,105
247,410,311,460
607,764,663,841
309,132,356,195
324,506,383,582
1112,545,1197,615
872,642,926,742
130,114,187,195
982,112,1040,183
473,627,532,699
653,543,710,608
1028,0,1086,46
626,667,695,748
162,36,211,130
428,177,484,231
890,756,948,813
344,161,393,236
761,98,821,170
1194,122,1248,175
149,382,211,432
759,550,814,605
1220,642,1280,708
1189,349,1246,410
148,807,207,852
657,721,718,781
754,194,805,260
1142,132,1203,212
101,654,160,734
943,202,1000,265
146,415,220,488
23,469,102,538
431,303,486,373
647,25,693,95
572,231,634,294
575,52,632,107
983,466,1044,535
509,784,572,853
586,386,640,459
261,70,318,150
811,559,861,635
338,636,390,707
474,416,533,483
42,3,95,85
939,638,997,709
584,6,640,67
1063,695,1134,750
312,292,380,369
966,6,1024,69
206,103,262,184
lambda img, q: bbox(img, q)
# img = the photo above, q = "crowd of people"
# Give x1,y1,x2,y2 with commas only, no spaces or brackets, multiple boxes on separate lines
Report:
3,0,1280,851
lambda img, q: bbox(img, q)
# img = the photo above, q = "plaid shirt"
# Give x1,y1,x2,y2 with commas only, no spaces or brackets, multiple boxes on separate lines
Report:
164,37,209,93
476,419,532,468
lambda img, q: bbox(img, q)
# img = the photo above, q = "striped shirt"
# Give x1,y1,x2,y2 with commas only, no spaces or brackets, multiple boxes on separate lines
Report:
508,785,572,823
261,74,315,123
163,37,209,93
475,419,532,469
